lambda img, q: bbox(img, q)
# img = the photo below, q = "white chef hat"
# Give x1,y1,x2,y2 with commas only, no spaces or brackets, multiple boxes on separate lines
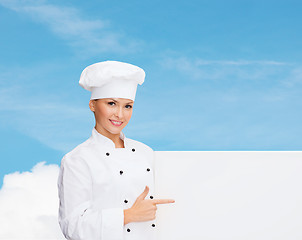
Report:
79,60,145,101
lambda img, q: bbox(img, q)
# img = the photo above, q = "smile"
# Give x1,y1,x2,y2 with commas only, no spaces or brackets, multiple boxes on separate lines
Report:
110,119,123,126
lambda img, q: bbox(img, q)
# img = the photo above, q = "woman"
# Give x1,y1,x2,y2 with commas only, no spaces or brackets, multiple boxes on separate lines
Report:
57,61,175,240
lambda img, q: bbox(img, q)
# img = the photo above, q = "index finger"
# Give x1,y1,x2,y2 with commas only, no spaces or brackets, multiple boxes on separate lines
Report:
152,199,175,205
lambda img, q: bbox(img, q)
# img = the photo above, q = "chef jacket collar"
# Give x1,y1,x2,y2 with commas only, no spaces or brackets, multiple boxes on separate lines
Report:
91,127,127,149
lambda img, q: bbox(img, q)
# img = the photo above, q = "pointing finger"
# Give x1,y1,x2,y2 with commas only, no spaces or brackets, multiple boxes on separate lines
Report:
152,199,175,205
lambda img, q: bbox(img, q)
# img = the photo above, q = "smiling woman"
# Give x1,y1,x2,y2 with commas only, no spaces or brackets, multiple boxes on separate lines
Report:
57,61,174,240
89,98,134,148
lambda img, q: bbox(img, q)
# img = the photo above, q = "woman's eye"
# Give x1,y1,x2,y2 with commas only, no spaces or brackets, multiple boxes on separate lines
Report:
126,105,133,109
108,102,115,106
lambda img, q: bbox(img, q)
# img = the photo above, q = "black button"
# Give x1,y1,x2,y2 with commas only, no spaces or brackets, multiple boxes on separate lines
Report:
106,152,110,156
120,170,123,175
124,199,128,203
150,195,153,199
81,209,87,216
152,224,155,227
127,228,131,232
147,168,150,172
132,148,135,152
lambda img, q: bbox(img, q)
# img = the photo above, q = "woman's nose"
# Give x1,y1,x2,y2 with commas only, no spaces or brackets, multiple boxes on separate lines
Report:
114,107,124,118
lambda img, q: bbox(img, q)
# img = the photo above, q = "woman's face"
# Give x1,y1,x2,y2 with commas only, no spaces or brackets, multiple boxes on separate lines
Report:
89,98,134,135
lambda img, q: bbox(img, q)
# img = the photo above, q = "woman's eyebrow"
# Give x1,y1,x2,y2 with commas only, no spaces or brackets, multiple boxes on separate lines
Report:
109,98,133,104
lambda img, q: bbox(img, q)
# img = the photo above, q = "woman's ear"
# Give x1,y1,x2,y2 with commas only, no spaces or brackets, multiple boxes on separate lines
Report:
89,100,95,112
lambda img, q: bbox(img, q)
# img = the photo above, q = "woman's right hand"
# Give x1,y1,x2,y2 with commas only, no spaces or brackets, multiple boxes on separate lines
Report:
123,186,175,225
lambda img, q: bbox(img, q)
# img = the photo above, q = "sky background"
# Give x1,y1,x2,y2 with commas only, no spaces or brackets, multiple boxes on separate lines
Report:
1,0,302,187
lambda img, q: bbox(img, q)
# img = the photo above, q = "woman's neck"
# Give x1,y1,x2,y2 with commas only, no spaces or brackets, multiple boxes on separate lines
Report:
95,125,125,148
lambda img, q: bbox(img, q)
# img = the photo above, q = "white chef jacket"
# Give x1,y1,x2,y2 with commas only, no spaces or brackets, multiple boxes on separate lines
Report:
57,128,156,240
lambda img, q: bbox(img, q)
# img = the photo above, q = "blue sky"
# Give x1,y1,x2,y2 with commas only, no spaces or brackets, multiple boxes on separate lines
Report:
0,0,302,186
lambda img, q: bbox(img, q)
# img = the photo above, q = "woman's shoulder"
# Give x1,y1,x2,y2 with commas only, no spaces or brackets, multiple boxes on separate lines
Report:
61,138,94,164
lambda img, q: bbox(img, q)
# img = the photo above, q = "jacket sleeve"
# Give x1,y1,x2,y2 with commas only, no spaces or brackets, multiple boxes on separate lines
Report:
57,154,124,240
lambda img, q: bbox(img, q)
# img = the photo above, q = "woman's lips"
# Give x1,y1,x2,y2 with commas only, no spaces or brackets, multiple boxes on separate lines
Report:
110,119,123,126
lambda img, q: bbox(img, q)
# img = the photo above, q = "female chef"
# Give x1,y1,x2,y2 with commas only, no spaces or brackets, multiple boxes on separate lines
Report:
57,61,175,240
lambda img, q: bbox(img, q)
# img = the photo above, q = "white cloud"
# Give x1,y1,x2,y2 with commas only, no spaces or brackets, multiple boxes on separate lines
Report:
194,59,287,66
0,83,92,152
0,162,65,239
159,56,293,82
0,0,141,55
280,66,302,87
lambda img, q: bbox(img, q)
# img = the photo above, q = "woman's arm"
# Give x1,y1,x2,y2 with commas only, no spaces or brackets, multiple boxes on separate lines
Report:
57,155,124,240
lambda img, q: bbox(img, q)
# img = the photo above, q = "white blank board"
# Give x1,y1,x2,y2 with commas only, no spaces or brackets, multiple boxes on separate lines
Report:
154,151,302,240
